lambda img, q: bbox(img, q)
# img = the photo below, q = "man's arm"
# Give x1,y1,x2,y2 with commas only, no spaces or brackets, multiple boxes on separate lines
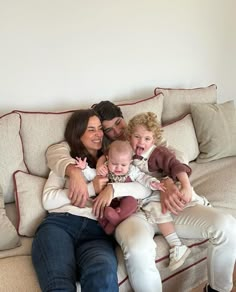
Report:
46,141,89,206
43,171,96,210
46,141,75,177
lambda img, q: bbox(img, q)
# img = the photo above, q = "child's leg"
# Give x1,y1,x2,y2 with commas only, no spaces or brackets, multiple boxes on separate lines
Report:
104,196,138,226
158,222,182,247
158,222,191,271
98,215,117,235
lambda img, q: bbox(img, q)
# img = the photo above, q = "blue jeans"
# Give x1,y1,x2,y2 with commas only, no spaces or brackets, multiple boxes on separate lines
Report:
32,213,118,292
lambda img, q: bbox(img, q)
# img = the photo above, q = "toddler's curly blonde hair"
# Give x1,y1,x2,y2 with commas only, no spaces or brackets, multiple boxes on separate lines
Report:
126,112,163,145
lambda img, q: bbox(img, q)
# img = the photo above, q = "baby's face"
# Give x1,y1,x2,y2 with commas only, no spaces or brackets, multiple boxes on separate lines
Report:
107,151,131,176
130,125,155,156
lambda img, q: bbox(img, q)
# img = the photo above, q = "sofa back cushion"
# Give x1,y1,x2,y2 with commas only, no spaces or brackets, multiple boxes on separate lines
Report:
15,94,163,177
191,100,236,162
15,110,73,177
0,112,28,203
154,84,217,124
117,93,163,123
163,114,199,164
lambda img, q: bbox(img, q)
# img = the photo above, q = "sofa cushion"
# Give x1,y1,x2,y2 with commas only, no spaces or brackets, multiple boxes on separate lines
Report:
117,92,164,123
0,256,41,291
0,191,21,251
190,156,236,218
15,110,73,177
191,100,236,163
162,114,199,164
155,84,217,124
0,112,28,203
15,95,163,177
13,171,47,237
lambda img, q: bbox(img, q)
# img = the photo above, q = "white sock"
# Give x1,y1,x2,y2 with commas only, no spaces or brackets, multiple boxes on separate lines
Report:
165,232,182,247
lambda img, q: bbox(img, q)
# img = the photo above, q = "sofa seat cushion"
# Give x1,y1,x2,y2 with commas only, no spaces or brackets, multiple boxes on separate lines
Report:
117,234,208,292
0,234,208,292
0,255,41,292
190,156,236,218
0,236,32,259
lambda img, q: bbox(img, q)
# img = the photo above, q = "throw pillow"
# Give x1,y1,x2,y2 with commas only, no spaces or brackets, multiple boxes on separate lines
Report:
190,100,236,163
0,187,21,251
0,112,28,203
163,114,200,163
13,171,47,237
155,84,217,124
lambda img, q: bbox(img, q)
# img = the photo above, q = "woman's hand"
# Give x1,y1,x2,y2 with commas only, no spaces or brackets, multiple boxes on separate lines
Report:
67,165,89,207
160,178,186,215
92,184,114,218
92,175,109,193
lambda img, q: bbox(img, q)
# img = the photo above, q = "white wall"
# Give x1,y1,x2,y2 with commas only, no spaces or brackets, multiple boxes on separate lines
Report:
0,0,236,114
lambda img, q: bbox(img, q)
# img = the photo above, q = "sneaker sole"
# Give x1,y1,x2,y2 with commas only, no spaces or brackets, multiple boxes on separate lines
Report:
169,248,191,272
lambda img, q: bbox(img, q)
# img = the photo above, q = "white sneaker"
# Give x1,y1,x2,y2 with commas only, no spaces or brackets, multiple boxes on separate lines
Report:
168,245,191,271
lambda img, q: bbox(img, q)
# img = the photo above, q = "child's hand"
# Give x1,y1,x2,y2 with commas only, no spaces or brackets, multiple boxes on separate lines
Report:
179,185,192,204
75,157,87,170
96,164,108,176
150,181,166,192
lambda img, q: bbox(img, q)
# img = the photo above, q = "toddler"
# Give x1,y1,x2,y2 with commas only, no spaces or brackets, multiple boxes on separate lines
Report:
126,112,211,271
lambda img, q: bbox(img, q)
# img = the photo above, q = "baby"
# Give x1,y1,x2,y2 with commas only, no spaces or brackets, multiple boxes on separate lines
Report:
75,140,166,235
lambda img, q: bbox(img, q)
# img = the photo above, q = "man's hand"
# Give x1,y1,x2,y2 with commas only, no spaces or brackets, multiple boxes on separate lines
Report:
160,178,185,215
92,184,114,218
66,165,89,207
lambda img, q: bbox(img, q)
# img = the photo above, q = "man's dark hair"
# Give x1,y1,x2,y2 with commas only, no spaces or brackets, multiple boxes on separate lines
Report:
92,101,123,121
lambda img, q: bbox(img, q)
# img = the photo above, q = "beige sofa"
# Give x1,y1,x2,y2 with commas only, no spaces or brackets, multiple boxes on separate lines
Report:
1,84,236,292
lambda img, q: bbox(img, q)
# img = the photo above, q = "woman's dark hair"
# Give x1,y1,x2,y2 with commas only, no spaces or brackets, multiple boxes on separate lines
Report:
65,109,102,168
92,101,123,121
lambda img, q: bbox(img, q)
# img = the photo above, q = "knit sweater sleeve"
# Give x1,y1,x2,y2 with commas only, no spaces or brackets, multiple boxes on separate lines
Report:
148,146,192,180
43,171,95,211
46,141,76,178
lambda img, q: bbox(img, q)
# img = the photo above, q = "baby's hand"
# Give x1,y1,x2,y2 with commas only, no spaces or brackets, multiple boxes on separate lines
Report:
150,181,166,192
75,157,87,170
96,164,108,176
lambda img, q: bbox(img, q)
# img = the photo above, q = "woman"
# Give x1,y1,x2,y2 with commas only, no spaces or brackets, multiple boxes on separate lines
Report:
32,109,118,292
46,102,236,292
